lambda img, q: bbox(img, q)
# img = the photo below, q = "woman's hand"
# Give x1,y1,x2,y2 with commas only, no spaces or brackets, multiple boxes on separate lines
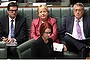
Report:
63,45,67,52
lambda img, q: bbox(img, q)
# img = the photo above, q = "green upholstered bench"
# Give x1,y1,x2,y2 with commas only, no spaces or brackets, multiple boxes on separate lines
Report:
16,39,79,59
0,7,90,58
0,41,7,58
16,39,35,59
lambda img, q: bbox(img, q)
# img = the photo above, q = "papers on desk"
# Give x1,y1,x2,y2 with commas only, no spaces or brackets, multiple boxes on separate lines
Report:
1,0,8,1
0,1,16,6
53,42,63,52
33,3,46,6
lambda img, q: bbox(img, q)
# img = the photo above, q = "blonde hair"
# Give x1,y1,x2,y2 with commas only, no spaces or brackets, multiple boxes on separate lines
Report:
37,4,49,13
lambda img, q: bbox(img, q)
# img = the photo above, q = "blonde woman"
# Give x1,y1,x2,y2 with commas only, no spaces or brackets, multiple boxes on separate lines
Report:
30,5,59,43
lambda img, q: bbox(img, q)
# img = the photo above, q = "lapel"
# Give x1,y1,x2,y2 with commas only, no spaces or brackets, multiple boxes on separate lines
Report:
14,16,19,35
5,16,9,36
83,16,87,37
69,16,74,34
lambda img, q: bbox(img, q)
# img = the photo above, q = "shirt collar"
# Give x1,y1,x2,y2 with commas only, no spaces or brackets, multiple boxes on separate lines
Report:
9,17,16,22
74,17,83,22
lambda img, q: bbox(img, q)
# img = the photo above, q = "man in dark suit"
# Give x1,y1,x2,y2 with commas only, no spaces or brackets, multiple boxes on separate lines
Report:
0,2,27,58
60,3,90,58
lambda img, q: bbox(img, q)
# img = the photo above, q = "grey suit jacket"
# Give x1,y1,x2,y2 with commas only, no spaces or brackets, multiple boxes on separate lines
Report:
60,15,90,39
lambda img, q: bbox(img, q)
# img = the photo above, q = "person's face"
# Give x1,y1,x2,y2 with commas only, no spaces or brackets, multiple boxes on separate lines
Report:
7,6,18,19
38,7,48,20
73,5,84,20
42,28,51,40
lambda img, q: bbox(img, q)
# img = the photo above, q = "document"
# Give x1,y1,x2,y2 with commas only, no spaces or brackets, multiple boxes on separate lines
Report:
53,42,63,52
0,1,16,6
33,3,46,6
65,32,87,40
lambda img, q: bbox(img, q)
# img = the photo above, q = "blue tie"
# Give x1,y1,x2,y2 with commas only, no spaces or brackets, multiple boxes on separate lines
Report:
11,20,14,38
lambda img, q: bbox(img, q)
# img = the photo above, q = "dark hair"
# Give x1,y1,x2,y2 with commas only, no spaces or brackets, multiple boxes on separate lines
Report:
40,22,53,36
7,2,18,11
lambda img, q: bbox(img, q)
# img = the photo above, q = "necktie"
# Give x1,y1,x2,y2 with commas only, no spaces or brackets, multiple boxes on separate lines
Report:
11,20,14,38
76,20,82,40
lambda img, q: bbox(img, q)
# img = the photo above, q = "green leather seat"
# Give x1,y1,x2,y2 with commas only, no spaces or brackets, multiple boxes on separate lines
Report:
0,41,7,58
64,51,79,58
1,7,90,58
16,39,35,59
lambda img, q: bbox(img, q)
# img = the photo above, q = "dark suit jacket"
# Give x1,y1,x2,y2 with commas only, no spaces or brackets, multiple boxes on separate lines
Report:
31,37,54,58
0,14,27,45
60,15,90,40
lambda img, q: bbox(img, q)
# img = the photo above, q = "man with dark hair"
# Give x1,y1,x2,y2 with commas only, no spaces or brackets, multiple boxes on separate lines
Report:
0,2,27,58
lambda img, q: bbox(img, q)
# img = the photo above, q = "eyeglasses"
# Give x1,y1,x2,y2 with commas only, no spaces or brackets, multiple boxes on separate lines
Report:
44,32,51,34
74,9,83,12
9,10,18,12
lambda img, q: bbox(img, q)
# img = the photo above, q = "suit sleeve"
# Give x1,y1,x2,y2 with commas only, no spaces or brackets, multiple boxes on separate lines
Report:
15,17,27,45
0,22,3,39
0,17,8,40
60,17,67,38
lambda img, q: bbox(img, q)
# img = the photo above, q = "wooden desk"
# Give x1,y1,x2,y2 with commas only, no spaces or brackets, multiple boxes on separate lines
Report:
86,57,90,60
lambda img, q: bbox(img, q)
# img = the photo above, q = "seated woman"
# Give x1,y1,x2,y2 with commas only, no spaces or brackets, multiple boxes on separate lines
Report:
31,22,54,58
31,22,66,58
29,4,59,43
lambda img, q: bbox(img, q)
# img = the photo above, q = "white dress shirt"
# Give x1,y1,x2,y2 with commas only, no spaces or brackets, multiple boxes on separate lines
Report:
7,17,17,46
8,17,15,39
72,17,86,40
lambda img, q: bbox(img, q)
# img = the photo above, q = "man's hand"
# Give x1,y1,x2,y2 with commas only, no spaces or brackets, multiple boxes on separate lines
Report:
2,37,9,43
7,38,14,44
2,37,15,44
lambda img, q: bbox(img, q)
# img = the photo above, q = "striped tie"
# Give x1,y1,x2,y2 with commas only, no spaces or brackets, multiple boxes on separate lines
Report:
76,20,83,40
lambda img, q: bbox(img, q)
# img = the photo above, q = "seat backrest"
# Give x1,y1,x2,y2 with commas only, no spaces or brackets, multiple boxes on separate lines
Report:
0,7,90,39
0,42,7,58
0,7,90,58
16,39,35,59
